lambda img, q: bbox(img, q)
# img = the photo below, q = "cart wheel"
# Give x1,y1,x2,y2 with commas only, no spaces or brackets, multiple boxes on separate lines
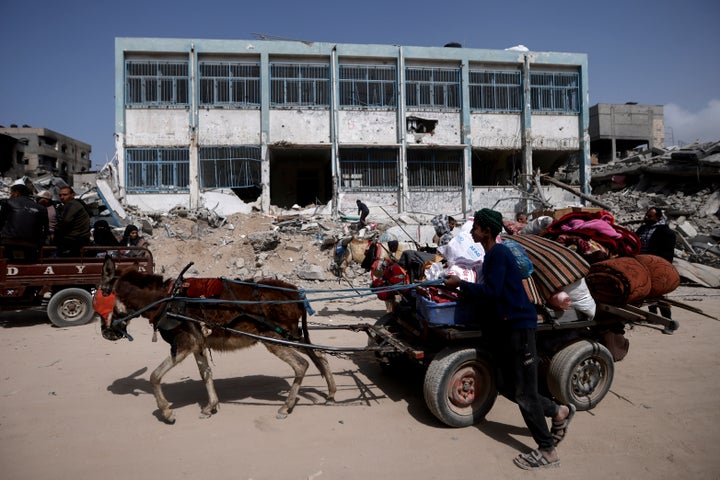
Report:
47,288,96,327
424,347,497,428
547,340,614,411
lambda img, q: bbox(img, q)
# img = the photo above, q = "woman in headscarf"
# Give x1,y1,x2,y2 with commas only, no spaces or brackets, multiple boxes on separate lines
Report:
92,220,120,246
120,224,149,257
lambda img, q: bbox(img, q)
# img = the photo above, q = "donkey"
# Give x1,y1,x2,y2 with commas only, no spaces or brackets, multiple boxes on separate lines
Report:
94,257,337,424
332,236,417,277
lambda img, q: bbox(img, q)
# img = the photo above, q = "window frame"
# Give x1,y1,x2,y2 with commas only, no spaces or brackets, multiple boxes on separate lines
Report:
405,67,461,110
530,71,580,113
338,147,399,190
199,145,262,189
339,64,397,109
199,61,261,108
406,149,463,190
270,63,330,108
125,60,189,107
469,69,522,112
125,148,190,193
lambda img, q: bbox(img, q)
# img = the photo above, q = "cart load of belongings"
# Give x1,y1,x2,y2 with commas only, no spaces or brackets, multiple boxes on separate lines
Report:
407,212,680,320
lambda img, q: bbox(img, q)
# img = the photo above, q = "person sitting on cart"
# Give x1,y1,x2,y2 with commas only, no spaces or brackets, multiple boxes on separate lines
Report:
444,208,576,470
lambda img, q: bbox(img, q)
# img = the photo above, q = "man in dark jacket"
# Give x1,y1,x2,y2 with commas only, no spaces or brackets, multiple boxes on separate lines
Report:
55,186,91,257
637,207,676,262
356,199,370,227
636,207,677,318
444,208,575,470
0,184,49,259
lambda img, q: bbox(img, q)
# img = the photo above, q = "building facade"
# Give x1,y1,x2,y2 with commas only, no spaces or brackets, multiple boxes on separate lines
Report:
115,37,590,216
589,103,664,163
0,126,92,181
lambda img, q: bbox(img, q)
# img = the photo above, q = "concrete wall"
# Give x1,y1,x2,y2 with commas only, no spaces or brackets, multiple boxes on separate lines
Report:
406,189,464,216
125,110,190,146
469,114,522,149
531,115,580,149
405,111,461,145
199,110,261,144
269,110,331,144
337,111,397,144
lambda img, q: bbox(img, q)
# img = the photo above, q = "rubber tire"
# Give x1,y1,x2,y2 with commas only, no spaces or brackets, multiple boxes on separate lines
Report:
547,340,614,411
424,347,497,428
47,288,96,327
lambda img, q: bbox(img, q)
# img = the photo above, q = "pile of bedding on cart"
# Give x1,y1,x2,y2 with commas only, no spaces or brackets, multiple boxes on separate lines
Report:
396,210,680,324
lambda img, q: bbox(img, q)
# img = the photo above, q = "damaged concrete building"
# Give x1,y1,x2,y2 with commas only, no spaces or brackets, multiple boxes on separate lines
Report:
114,37,591,217
0,126,92,182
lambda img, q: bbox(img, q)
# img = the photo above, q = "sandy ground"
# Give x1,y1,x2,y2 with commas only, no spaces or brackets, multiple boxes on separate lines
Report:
0,283,718,480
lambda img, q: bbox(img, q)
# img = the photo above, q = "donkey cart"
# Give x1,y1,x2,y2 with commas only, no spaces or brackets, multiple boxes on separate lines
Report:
97,256,696,426
363,291,683,428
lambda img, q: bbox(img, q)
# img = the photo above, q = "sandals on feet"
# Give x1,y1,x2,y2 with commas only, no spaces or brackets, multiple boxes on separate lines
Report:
513,449,560,470
551,403,576,446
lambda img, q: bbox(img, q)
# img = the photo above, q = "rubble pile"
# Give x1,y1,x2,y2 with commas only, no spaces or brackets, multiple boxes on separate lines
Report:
587,141,720,271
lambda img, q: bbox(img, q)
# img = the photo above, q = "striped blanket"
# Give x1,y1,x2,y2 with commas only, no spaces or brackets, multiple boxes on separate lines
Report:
501,234,591,300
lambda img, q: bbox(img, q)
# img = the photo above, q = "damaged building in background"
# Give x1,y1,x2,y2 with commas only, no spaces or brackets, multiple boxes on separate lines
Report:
113,37,591,217
0,126,92,182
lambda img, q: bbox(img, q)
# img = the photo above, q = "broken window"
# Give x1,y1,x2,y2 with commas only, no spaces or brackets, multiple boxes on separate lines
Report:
199,62,260,107
339,148,398,190
405,67,461,110
407,149,463,190
125,61,189,106
469,70,521,112
530,72,579,113
270,63,329,107
199,146,261,189
125,148,190,193
339,65,396,108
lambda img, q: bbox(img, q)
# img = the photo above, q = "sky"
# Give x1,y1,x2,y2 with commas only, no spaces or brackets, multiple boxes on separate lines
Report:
1,0,718,170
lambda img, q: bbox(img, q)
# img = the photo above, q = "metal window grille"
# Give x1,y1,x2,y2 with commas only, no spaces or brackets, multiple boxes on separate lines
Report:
339,148,398,190
199,146,261,188
199,62,261,107
339,65,397,108
530,72,580,113
125,61,189,106
405,67,461,109
270,63,329,107
469,70,522,112
125,148,190,192
407,149,463,189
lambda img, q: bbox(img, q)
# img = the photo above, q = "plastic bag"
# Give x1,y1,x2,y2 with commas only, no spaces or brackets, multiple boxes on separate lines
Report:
501,239,534,278
563,278,596,319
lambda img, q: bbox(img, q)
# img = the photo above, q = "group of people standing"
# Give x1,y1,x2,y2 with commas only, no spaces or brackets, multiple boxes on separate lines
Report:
0,184,148,259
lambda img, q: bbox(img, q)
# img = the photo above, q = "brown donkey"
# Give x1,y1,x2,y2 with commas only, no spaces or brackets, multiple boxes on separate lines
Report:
94,257,336,423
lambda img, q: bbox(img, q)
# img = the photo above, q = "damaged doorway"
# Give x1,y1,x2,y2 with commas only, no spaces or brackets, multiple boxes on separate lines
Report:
269,147,332,208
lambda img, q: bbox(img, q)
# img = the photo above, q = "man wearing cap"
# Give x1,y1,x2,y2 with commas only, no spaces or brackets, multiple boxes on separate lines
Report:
35,190,57,244
0,184,49,259
444,208,575,470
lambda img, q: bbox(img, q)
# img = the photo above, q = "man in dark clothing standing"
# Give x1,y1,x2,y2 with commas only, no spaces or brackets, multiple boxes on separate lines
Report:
636,207,677,318
356,199,370,227
444,208,575,470
0,184,49,259
55,186,91,257
636,207,676,262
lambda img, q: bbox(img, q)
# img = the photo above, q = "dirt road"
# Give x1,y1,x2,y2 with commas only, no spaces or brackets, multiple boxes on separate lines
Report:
1,286,719,480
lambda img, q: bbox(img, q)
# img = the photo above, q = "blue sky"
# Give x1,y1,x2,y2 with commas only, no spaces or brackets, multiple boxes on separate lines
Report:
1,0,718,169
